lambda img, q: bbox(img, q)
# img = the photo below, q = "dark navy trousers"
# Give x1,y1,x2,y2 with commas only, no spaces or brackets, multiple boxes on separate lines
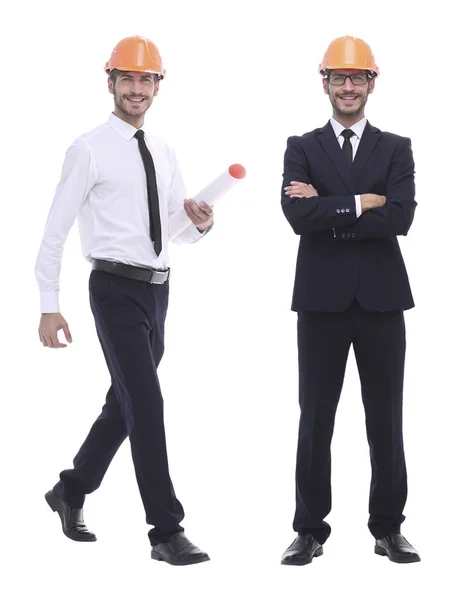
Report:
53,269,184,545
293,299,407,543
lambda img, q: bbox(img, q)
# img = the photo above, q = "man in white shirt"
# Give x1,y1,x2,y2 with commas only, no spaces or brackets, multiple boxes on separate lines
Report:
35,35,212,566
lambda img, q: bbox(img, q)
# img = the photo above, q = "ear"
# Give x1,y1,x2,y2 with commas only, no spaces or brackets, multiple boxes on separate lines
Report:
368,77,376,94
108,77,114,95
154,79,160,97
322,77,329,96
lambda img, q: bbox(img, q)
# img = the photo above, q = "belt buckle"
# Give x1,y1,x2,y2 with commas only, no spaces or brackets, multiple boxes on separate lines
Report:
149,269,169,285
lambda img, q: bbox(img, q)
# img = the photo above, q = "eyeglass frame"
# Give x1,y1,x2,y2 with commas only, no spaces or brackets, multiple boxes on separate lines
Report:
323,70,377,86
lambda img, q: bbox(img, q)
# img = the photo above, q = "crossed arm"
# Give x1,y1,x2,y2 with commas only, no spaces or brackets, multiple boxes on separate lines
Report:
281,136,417,239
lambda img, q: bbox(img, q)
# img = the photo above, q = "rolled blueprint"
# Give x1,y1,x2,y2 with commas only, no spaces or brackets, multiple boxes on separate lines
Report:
193,163,246,206
168,163,247,240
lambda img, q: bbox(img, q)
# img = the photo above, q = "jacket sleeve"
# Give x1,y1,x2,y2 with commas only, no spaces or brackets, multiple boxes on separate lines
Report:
334,137,417,241
281,135,358,234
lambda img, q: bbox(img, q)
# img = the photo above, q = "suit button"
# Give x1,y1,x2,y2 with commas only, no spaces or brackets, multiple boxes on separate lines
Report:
342,233,346,238
346,208,350,213
336,209,341,213
341,209,345,213
352,233,356,238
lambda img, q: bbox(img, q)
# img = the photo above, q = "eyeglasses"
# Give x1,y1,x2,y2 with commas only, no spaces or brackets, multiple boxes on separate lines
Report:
326,73,371,86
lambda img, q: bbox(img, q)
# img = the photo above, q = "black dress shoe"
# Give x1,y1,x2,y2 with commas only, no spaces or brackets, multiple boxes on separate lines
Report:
151,532,210,566
45,490,97,542
375,534,420,563
281,533,323,566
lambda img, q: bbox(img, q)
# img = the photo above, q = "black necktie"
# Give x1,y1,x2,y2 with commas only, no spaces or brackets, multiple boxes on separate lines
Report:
341,129,355,168
134,129,162,256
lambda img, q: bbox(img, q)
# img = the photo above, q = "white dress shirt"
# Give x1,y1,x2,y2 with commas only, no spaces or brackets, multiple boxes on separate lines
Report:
330,116,367,218
34,113,205,314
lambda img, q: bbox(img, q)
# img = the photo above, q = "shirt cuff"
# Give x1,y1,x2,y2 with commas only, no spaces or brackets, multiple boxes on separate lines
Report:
197,222,214,237
354,194,362,218
40,292,60,314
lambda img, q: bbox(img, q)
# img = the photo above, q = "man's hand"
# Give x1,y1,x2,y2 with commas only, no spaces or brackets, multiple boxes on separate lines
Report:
284,182,319,198
360,193,386,213
184,199,214,232
38,313,72,348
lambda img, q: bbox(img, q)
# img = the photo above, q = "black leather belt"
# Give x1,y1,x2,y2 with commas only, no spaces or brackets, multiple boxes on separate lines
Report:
92,259,170,284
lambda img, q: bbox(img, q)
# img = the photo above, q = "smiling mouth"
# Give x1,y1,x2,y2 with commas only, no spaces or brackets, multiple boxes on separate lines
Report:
339,96,358,101
126,97,146,104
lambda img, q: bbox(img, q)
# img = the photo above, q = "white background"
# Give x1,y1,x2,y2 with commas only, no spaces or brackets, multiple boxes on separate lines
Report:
1,0,454,597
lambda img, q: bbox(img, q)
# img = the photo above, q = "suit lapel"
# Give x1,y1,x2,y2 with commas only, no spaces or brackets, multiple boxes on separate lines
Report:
350,121,381,189
318,121,352,191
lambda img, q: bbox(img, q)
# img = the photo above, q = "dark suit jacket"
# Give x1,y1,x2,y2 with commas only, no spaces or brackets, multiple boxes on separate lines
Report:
281,120,417,312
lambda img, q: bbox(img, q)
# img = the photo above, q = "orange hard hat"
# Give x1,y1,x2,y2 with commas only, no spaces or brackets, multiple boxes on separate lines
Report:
104,35,166,79
319,36,379,76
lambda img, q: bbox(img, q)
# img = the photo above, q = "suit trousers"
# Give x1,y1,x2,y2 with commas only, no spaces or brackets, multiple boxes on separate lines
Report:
52,269,184,545
293,299,407,543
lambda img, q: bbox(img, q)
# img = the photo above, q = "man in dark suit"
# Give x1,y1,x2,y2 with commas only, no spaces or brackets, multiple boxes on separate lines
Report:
280,35,420,565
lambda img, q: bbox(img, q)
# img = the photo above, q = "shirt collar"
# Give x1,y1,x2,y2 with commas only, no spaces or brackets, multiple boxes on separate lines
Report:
330,116,367,139
107,112,147,141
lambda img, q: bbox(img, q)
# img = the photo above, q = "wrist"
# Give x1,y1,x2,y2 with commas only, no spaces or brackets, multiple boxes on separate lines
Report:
197,218,214,234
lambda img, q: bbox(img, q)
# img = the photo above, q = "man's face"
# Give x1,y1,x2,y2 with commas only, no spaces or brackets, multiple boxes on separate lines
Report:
323,69,374,118
108,71,159,119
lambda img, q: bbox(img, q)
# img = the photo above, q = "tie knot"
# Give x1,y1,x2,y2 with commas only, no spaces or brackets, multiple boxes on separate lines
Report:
341,129,354,140
134,129,145,140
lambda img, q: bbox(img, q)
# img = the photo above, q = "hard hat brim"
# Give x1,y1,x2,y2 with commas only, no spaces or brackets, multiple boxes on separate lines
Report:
105,65,166,77
319,65,379,76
